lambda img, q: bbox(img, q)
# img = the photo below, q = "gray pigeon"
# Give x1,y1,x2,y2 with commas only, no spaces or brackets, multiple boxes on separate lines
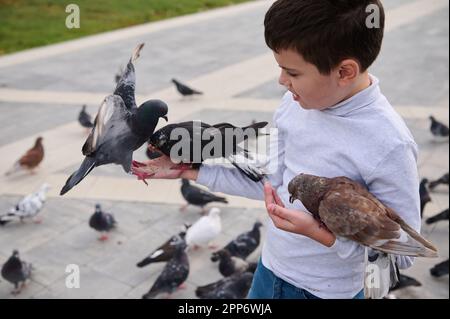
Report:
430,259,449,277
137,224,190,267
429,172,449,190
429,116,449,137
142,240,189,299
60,43,168,195
420,178,431,218
215,249,257,277
78,105,94,129
171,79,202,97
180,179,228,213
0,184,50,225
426,208,449,224
1,250,32,295
211,221,262,262
89,204,116,241
195,272,254,299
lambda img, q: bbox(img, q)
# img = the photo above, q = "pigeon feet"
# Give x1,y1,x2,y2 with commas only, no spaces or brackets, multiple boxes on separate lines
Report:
98,234,109,241
177,283,187,290
179,204,188,212
33,217,43,224
208,244,219,250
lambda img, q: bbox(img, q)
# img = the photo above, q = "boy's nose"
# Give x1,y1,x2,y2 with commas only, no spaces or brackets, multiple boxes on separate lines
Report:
278,70,290,87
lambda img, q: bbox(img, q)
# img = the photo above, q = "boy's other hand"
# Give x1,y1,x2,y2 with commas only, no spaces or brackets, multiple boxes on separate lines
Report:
264,182,335,247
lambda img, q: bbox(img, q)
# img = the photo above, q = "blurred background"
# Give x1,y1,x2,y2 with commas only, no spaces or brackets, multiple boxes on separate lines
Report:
0,0,448,299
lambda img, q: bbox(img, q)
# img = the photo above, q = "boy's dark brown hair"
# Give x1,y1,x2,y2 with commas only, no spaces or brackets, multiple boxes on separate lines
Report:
264,0,385,74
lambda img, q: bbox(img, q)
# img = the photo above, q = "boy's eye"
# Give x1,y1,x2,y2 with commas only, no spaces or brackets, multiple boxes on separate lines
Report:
287,72,299,77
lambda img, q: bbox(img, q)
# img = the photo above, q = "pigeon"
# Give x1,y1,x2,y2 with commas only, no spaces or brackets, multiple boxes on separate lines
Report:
5,137,44,176
430,259,449,277
89,204,116,241
60,43,169,195
389,273,421,292
147,120,268,182
420,178,432,218
426,208,449,224
1,250,33,295
171,79,202,97
185,207,222,249
211,221,262,262
429,172,449,190
0,183,50,225
288,173,438,257
180,179,228,213
145,142,163,159
78,105,94,130
214,249,257,277
195,272,254,299
137,224,190,267
142,239,189,299
429,116,449,137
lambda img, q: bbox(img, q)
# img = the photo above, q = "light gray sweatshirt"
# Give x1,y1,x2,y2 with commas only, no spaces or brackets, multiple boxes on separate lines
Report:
196,75,421,299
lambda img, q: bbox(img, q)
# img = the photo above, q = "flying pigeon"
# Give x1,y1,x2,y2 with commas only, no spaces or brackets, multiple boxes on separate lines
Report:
180,179,228,213
429,116,449,137
195,272,254,299
137,224,190,267
89,204,116,241
420,178,432,218
185,207,222,249
0,183,50,225
430,259,449,277
78,105,94,130
429,172,449,190
60,43,169,195
214,249,257,277
147,120,268,182
426,208,449,224
288,173,438,257
211,221,262,262
142,239,189,299
5,137,44,176
1,250,32,295
171,79,202,97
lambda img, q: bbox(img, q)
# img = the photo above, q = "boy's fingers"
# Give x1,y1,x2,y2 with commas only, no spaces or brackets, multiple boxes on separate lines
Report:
272,188,285,208
264,182,275,210
268,208,293,232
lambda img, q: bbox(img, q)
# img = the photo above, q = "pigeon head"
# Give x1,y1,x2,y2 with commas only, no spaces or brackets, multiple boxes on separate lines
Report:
95,203,101,212
421,178,429,185
171,79,178,85
135,100,168,134
35,136,43,145
81,104,87,111
288,173,330,205
12,250,19,257
169,234,185,247
216,249,231,260
253,221,263,229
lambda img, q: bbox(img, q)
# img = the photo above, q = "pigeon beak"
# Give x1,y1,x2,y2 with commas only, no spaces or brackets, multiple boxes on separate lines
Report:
289,195,294,204
162,115,168,122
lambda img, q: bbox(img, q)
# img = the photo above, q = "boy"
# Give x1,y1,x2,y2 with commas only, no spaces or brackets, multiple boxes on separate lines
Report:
133,0,421,299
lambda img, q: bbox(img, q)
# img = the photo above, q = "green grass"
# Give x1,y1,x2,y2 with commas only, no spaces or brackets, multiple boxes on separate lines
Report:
0,0,252,55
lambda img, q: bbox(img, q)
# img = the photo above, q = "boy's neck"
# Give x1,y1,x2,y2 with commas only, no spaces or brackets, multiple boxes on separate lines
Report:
341,71,371,102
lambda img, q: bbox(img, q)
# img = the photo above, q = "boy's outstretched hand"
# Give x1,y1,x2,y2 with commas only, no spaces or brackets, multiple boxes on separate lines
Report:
264,182,336,247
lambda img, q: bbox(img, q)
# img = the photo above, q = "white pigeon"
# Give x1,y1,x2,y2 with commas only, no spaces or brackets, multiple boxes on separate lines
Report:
185,207,222,249
0,183,50,225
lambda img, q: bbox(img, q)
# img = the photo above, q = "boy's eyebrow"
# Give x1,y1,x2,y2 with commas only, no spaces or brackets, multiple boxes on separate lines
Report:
279,65,300,73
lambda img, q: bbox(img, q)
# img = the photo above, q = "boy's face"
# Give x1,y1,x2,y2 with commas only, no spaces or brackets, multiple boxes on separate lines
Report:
274,49,349,110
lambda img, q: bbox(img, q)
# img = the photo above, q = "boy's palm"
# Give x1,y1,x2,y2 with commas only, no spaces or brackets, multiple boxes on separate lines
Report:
131,154,185,183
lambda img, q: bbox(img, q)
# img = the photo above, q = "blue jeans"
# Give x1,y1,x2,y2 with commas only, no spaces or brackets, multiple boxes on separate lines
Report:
247,258,365,299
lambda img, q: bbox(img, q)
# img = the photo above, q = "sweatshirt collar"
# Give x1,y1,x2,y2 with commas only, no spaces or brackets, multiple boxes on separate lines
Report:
322,74,380,117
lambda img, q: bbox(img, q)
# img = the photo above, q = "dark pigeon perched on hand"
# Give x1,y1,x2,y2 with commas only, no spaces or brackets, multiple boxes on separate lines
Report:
78,105,94,129
142,239,189,299
420,178,431,218
171,78,202,97
60,43,168,195
211,221,262,262
1,250,32,295
137,225,189,267
429,172,449,190
148,120,268,182
426,208,449,224
288,173,438,257
430,259,449,277
429,116,449,137
180,179,227,213
89,204,116,241
195,272,254,299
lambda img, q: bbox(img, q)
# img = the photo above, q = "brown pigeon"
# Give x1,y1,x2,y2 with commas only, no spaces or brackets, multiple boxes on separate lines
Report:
5,137,44,176
288,173,438,258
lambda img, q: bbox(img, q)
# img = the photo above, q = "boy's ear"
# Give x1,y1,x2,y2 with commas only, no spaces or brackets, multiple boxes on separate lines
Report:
337,59,360,85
